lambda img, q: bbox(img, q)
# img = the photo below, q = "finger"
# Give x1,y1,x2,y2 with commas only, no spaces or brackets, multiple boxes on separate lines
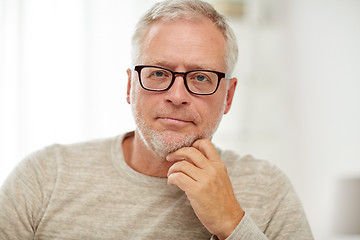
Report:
167,172,196,192
167,160,204,181
192,139,220,163
166,147,209,169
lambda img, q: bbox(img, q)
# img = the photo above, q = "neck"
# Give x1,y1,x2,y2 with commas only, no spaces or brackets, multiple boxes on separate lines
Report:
122,131,172,178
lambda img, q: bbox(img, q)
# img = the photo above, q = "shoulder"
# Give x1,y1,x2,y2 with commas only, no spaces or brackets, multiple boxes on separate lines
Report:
45,135,119,156
219,149,283,181
218,149,294,204
43,135,120,162
10,135,123,182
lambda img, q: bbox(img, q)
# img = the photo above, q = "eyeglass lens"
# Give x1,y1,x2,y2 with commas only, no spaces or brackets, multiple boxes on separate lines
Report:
139,66,219,94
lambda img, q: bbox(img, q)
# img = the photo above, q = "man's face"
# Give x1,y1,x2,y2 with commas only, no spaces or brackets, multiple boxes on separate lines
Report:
127,17,237,158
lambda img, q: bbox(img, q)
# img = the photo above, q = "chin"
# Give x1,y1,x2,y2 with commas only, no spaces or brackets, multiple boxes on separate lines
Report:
139,128,200,158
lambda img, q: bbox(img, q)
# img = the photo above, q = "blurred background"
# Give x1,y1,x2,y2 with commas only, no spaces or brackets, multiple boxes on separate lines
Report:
1,0,359,239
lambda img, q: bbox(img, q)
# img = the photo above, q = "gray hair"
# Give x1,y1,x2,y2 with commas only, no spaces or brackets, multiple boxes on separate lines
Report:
131,0,238,74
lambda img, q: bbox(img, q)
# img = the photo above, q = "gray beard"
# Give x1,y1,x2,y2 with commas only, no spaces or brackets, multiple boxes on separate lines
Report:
137,125,200,158
132,106,224,158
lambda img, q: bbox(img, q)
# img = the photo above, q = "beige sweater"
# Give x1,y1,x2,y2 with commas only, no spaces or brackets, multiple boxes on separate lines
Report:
0,132,313,239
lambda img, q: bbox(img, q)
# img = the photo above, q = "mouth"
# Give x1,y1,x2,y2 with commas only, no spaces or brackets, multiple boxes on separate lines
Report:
156,117,195,126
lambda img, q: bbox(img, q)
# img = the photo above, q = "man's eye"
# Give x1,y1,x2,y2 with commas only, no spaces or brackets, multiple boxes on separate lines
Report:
153,71,165,77
195,75,208,82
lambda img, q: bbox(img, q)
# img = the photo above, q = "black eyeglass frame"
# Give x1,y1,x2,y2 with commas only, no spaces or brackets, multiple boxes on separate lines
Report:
134,65,229,96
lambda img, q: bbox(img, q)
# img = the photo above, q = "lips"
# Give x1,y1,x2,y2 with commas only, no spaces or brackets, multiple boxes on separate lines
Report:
155,109,200,126
156,117,194,125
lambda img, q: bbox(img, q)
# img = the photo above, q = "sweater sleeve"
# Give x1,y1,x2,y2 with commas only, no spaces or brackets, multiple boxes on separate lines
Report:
0,147,57,239
226,213,268,239
210,213,269,240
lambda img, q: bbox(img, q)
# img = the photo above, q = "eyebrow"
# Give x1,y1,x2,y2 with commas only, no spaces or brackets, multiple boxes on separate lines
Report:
146,60,216,71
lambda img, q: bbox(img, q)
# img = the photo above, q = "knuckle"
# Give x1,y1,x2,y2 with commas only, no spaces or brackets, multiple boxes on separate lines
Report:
175,160,190,169
208,165,218,177
199,175,214,190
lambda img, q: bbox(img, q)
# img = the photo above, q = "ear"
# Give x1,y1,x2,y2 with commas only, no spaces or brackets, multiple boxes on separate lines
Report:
223,77,237,114
126,68,132,104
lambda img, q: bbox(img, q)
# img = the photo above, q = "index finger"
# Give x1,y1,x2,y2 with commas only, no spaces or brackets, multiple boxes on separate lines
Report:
166,147,209,169
192,139,220,162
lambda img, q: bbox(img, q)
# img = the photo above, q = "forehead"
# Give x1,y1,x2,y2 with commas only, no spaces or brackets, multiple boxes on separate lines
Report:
138,17,226,71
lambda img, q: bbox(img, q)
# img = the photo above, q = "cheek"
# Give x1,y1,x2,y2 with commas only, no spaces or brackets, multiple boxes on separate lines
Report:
197,95,226,122
130,85,156,117
130,80,139,99
130,83,142,115
211,91,227,110
130,81,145,106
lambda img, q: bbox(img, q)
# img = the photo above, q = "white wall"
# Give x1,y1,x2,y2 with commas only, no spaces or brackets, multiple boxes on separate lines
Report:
286,1,360,238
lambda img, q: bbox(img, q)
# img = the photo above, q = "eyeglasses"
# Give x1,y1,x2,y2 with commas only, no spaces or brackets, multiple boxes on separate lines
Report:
134,65,229,95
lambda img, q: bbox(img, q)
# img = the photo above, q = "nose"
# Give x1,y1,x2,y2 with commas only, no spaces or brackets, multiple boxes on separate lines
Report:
164,75,191,106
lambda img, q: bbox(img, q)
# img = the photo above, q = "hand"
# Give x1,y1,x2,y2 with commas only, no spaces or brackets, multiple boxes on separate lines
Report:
166,139,244,240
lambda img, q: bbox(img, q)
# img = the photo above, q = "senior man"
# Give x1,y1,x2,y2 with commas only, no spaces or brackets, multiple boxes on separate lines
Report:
0,0,313,239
